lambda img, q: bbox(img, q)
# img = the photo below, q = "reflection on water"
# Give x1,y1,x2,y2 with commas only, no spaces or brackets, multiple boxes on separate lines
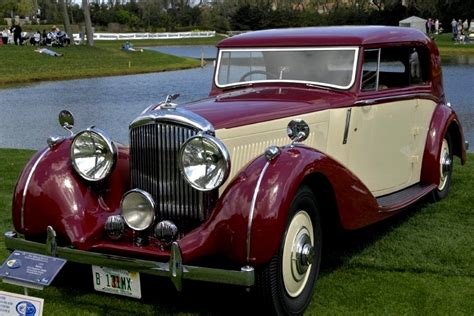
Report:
0,65,214,149
0,47,472,151
442,54,474,65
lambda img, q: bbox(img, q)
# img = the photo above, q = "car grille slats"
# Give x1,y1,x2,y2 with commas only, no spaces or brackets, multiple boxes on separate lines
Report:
130,123,211,231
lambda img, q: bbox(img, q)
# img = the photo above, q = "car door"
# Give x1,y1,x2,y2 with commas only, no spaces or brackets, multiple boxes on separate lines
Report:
346,47,424,197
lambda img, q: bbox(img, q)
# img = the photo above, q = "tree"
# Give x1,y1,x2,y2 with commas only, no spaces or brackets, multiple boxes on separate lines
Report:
17,0,34,17
59,0,73,39
82,0,94,46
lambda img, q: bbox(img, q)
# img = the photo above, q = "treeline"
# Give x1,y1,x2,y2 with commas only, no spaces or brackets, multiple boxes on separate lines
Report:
1,0,473,32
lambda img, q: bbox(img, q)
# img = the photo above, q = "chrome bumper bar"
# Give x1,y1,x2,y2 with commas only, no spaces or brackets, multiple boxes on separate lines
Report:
4,229,254,291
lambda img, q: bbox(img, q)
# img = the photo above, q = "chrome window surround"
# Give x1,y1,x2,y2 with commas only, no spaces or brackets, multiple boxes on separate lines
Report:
215,47,359,90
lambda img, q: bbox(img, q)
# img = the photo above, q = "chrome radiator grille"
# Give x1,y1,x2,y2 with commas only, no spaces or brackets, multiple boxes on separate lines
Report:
130,123,212,231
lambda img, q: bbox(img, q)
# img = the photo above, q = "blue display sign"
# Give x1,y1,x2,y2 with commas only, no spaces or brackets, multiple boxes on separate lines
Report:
0,251,66,289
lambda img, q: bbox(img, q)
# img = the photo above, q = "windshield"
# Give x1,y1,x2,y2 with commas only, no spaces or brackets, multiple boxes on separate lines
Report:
215,47,358,89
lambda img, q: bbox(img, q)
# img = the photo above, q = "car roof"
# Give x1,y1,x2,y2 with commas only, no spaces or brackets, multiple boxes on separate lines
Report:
218,26,431,48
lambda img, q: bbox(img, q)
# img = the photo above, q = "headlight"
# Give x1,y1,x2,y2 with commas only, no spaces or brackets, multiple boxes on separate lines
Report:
121,189,155,231
71,128,116,182
179,134,230,191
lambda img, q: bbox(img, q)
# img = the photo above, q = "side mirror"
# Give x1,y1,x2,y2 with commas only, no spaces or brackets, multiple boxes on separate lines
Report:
287,119,310,144
59,110,74,132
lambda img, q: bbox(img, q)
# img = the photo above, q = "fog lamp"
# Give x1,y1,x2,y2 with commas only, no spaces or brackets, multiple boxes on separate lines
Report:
121,189,155,231
104,215,125,240
154,220,178,245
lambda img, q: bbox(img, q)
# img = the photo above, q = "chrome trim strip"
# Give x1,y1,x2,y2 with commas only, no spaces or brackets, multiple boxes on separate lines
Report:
246,161,270,262
130,107,214,133
215,47,359,90
4,231,255,288
355,93,438,106
21,148,49,230
375,48,381,91
342,108,352,144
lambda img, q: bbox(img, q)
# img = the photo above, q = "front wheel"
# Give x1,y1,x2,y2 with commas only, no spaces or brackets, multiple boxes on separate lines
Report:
432,135,453,201
256,186,322,315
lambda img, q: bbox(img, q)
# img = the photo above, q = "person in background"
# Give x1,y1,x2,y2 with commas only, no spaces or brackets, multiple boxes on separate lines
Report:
435,19,440,34
33,31,41,46
457,19,463,34
463,20,469,34
1,27,9,45
11,23,22,45
451,18,458,39
41,29,47,45
425,18,431,34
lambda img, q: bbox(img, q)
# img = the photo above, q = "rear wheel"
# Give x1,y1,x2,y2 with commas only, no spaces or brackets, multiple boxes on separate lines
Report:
256,186,321,315
432,135,453,201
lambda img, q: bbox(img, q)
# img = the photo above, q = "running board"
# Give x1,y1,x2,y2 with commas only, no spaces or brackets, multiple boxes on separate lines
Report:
377,184,436,213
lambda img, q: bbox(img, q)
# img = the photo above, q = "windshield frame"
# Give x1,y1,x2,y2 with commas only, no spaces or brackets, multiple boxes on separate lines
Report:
214,47,360,90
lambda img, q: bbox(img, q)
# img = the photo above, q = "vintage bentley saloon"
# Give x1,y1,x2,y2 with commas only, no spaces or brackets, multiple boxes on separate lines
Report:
5,26,467,315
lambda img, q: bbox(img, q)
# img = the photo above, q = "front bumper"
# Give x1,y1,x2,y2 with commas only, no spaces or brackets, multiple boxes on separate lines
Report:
4,228,254,291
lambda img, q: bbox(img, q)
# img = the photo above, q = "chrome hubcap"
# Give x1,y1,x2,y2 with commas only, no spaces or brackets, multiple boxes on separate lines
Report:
283,210,314,298
441,152,452,177
438,139,450,191
295,234,315,274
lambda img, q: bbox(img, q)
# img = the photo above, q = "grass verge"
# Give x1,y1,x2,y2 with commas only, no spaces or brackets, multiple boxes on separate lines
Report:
0,148,472,314
0,35,225,86
433,33,474,56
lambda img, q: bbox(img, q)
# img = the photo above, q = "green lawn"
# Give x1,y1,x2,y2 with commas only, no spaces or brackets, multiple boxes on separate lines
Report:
0,35,225,86
0,148,472,314
0,32,472,87
433,33,474,56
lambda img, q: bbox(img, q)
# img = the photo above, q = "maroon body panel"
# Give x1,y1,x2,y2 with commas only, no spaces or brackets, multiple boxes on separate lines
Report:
12,140,130,249
421,104,466,185
217,26,430,48
186,87,354,130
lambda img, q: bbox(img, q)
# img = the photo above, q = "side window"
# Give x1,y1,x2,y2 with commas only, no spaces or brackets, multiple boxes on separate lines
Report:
361,49,379,91
361,46,429,92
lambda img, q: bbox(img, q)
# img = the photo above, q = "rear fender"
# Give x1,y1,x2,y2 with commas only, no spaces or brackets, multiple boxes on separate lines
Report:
421,104,466,186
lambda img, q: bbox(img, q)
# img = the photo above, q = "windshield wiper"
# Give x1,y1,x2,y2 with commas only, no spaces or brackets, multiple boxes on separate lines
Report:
222,83,254,91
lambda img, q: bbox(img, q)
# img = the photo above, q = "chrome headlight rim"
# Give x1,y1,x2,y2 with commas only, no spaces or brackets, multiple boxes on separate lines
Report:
179,134,231,192
120,189,156,231
70,127,117,182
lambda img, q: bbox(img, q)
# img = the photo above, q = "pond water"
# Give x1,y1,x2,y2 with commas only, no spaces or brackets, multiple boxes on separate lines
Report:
0,47,472,152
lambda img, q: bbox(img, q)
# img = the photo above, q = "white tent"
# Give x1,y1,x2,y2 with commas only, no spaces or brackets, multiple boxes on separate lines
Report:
399,16,427,34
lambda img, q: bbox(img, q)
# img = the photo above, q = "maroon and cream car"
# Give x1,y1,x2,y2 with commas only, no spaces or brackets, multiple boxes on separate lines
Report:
5,26,467,315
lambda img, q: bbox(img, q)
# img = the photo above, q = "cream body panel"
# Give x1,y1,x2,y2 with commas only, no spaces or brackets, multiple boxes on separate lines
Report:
215,111,330,191
347,98,436,196
214,98,436,196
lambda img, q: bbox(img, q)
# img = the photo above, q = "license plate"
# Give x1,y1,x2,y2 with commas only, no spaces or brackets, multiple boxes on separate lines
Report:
92,266,141,299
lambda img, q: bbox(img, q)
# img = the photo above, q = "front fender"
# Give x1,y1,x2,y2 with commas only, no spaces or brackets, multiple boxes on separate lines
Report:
182,145,380,267
12,139,130,249
247,146,380,266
